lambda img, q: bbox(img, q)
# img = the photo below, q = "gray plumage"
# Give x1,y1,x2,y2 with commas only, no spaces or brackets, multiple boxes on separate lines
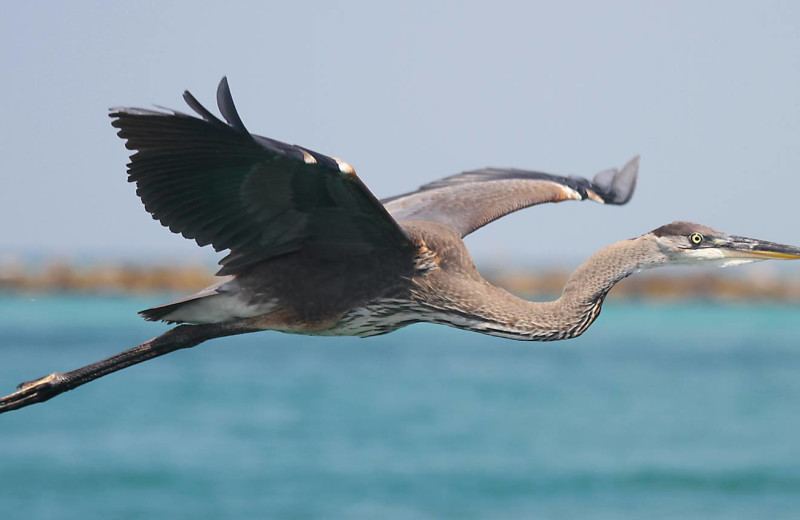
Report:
2,79,799,414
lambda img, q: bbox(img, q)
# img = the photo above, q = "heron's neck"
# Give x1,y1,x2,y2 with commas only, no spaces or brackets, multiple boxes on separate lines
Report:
516,237,652,338
444,237,659,341
560,236,658,308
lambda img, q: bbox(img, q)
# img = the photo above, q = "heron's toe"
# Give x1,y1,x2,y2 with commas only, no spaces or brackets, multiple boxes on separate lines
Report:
0,373,67,413
17,372,65,391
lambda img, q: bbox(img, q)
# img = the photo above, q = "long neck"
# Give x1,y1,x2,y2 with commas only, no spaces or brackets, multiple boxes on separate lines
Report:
560,236,658,308
427,237,659,341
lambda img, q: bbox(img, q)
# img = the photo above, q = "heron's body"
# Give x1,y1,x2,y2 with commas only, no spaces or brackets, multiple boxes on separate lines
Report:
2,78,799,413
148,217,625,341
150,219,567,339
119,78,639,340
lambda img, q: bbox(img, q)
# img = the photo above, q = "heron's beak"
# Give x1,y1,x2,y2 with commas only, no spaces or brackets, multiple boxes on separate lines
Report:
718,236,800,260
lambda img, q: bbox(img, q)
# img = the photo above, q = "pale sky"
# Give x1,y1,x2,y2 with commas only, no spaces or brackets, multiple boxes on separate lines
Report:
2,1,799,269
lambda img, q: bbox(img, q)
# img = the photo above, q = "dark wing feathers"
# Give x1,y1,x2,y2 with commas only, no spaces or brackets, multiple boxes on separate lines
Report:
381,157,639,237
110,78,412,275
112,77,637,273
215,77,248,133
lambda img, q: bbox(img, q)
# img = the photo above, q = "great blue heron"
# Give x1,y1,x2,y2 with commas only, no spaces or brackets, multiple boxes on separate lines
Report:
2,78,799,414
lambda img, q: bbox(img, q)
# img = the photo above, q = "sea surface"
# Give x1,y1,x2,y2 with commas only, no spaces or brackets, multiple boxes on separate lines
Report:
0,294,799,519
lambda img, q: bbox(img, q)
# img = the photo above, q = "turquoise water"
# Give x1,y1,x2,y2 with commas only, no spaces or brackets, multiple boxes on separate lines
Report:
1,295,799,519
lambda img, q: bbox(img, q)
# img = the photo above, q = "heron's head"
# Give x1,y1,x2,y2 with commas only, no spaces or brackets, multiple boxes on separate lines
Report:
645,221,800,267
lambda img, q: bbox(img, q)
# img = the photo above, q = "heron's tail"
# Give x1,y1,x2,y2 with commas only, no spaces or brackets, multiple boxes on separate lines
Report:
139,299,199,323
139,279,276,324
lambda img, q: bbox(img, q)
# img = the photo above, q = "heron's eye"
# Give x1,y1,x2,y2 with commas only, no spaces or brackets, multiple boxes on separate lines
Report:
689,232,703,245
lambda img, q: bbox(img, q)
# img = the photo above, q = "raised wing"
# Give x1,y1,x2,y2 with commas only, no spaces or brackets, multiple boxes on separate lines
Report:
381,157,639,237
110,78,413,275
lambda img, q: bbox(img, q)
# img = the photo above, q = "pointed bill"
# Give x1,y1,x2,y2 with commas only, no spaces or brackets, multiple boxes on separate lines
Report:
719,236,800,260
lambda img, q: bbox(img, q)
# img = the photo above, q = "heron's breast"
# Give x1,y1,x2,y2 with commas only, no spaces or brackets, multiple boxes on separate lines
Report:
321,299,428,337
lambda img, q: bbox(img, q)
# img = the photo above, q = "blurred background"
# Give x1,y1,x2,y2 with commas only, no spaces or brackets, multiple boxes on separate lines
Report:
2,2,800,519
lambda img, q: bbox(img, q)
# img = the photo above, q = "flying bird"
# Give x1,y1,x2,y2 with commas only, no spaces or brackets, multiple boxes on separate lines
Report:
2,78,799,414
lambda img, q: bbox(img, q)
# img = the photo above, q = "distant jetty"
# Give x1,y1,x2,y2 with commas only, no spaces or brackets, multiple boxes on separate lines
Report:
2,259,800,302
0,261,215,294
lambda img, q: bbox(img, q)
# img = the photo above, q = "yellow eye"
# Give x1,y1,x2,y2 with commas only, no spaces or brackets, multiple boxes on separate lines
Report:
690,232,703,245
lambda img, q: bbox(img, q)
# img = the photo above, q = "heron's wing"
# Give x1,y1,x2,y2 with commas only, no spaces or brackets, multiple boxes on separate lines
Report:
110,78,413,275
381,157,639,237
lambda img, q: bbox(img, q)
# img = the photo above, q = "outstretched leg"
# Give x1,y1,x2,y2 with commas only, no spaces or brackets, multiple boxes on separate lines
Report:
0,323,255,414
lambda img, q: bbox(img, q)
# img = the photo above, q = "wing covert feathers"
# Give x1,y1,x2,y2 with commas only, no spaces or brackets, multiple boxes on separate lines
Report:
382,156,639,237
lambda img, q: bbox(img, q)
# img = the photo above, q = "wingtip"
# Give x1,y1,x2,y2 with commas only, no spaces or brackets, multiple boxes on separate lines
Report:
590,155,639,205
624,155,640,176
613,155,639,205
216,76,248,133
216,77,230,105
182,88,221,124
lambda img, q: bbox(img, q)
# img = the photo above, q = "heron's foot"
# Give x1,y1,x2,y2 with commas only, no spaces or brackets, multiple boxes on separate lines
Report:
18,372,67,390
0,372,66,414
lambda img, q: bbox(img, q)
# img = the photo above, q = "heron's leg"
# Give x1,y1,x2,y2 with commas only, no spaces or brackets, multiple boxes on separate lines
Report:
0,323,253,415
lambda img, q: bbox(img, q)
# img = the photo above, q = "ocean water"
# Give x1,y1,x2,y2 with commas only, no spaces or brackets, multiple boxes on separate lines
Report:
0,294,799,520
